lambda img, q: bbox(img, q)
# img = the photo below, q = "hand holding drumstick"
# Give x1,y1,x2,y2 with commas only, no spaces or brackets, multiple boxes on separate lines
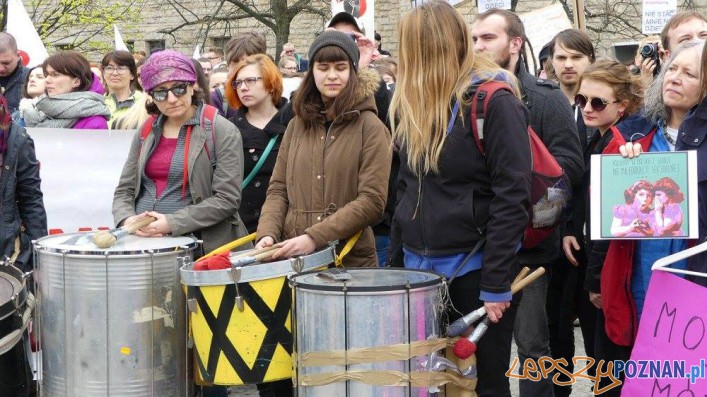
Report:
255,235,316,259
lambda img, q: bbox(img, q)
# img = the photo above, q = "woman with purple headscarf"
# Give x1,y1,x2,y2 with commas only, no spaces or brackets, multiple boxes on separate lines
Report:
112,49,248,259
112,50,248,397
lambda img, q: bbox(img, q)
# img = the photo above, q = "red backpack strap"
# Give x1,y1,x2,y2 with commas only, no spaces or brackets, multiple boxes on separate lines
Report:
138,115,158,157
200,105,218,165
140,115,157,140
470,80,514,155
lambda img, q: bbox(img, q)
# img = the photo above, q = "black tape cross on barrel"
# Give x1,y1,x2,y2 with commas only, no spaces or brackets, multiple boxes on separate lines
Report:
189,280,293,384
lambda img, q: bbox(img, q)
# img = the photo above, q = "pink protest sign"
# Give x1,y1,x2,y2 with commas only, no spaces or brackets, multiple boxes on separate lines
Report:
621,271,707,396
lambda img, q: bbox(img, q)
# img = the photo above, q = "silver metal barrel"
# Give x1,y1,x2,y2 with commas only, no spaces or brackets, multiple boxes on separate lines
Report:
291,268,444,397
34,233,197,397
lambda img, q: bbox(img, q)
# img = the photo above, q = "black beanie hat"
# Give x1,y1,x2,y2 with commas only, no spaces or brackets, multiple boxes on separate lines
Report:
308,30,359,73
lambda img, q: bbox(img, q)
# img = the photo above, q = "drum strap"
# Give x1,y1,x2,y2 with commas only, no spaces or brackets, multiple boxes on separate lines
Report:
334,230,363,267
242,135,279,189
199,232,257,260
9,237,19,264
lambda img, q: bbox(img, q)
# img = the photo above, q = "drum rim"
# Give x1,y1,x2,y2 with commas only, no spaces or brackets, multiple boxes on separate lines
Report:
289,268,443,292
0,266,26,321
180,246,335,286
34,234,199,255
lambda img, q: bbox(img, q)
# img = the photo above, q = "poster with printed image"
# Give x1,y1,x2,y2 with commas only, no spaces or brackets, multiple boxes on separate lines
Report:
590,151,698,240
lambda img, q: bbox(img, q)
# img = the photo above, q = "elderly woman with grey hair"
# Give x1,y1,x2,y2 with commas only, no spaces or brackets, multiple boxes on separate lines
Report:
591,41,703,397
604,41,704,318
640,41,704,135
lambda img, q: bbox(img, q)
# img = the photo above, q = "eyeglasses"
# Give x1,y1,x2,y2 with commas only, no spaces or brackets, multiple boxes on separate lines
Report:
150,83,190,101
282,66,297,71
574,94,620,111
104,65,130,75
233,77,263,90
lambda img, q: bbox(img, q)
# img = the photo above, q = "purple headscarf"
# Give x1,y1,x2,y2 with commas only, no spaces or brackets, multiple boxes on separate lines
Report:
140,50,197,92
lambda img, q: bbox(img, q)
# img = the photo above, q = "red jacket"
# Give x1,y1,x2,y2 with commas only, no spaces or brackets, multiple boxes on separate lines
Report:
599,125,655,346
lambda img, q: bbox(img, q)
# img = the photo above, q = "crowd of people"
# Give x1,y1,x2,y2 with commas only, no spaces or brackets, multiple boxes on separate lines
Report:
2,3,707,397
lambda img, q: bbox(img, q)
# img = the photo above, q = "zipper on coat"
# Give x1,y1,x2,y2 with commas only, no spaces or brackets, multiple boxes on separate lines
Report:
319,111,358,220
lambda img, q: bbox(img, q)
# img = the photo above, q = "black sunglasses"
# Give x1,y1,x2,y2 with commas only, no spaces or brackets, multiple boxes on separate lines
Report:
151,83,190,102
574,94,620,111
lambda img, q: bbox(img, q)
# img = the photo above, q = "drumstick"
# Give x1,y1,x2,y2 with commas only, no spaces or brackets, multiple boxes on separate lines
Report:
512,266,531,286
453,267,546,359
447,267,532,337
253,249,278,262
231,245,280,260
510,267,545,294
92,216,157,249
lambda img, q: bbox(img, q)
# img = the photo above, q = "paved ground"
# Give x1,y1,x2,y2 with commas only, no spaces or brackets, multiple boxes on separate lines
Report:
227,325,595,396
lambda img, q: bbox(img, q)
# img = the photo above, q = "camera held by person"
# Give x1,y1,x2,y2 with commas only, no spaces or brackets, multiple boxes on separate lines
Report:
641,42,661,76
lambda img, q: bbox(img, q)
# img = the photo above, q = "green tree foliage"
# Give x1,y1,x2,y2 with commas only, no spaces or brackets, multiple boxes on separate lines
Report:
1,0,143,54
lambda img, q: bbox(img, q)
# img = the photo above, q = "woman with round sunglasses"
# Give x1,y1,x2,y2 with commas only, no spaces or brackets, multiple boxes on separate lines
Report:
101,50,145,129
560,58,643,396
113,48,248,253
112,50,248,397
224,54,287,236
24,51,110,129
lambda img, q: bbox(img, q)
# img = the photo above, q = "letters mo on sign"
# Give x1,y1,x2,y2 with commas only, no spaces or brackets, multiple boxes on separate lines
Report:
621,271,707,396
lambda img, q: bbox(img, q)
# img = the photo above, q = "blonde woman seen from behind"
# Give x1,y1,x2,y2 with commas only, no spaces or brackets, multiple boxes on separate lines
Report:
389,2,531,395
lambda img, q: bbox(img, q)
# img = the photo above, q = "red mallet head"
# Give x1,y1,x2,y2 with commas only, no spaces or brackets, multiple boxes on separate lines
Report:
453,338,477,359
194,252,231,270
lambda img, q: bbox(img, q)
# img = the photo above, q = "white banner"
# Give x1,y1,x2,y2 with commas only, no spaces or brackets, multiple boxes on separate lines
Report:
330,0,375,39
642,0,677,34
30,128,136,233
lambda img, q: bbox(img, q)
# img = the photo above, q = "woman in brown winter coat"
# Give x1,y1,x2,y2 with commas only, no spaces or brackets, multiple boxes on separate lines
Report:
255,30,391,268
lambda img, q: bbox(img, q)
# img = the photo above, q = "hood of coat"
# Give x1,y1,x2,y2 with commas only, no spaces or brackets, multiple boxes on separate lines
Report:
613,112,655,141
350,67,382,114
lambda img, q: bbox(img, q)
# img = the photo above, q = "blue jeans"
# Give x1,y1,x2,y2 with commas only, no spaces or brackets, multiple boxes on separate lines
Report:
513,269,554,397
374,234,390,266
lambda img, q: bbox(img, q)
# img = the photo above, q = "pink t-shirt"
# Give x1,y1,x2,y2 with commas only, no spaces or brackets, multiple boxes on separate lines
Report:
145,136,178,198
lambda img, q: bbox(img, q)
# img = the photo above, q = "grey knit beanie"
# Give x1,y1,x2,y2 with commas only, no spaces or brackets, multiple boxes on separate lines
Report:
308,30,359,72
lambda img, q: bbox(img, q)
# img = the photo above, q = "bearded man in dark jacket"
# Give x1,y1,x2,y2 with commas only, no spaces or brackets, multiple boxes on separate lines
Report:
472,9,584,397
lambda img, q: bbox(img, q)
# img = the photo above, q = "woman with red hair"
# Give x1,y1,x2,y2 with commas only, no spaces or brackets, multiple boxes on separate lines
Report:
225,54,288,234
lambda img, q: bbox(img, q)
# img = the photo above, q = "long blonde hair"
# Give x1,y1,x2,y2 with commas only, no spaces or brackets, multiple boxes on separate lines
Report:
112,94,149,130
390,1,518,174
